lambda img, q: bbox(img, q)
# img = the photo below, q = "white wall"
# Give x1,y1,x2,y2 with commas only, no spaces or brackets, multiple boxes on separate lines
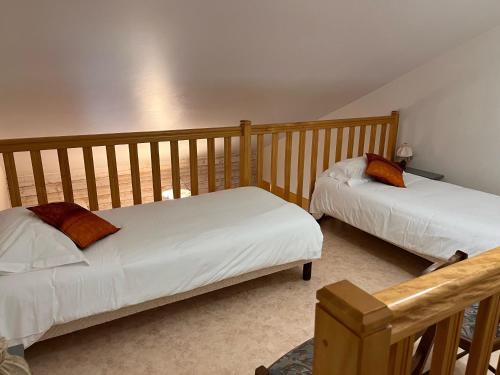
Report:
263,25,500,199
2,1,500,139
322,25,500,196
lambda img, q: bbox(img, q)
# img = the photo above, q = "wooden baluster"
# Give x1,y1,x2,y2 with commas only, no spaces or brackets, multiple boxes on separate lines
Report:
388,337,414,375
30,150,48,205
369,125,377,153
170,140,181,198
224,137,232,189
207,138,216,192
309,129,319,200
335,128,343,162
82,147,98,210
313,281,392,375
239,120,252,186
322,128,331,171
2,152,22,207
189,139,199,196
57,148,74,203
284,132,292,200
150,142,162,202
129,143,142,205
347,127,355,159
239,135,243,184
430,311,464,375
379,123,388,157
270,132,279,194
358,126,366,157
256,134,263,189
106,145,121,208
296,130,306,207
465,294,500,375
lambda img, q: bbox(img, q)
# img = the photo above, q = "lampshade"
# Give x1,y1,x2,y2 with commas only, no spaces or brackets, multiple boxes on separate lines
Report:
396,143,413,158
162,188,191,200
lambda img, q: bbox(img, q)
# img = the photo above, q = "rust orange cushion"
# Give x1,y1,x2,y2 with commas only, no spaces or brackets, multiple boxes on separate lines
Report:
365,153,406,188
28,202,120,249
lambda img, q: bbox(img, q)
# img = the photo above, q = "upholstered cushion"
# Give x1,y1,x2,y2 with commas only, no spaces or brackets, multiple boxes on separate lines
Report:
365,153,405,188
461,303,500,341
28,202,120,249
268,339,313,375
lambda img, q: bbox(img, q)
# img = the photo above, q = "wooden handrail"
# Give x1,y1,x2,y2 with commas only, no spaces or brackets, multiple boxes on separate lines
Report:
375,246,500,343
251,115,395,134
0,127,242,153
313,246,500,375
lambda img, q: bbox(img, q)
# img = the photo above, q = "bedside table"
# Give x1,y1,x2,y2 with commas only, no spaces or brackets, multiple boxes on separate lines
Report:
405,167,444,181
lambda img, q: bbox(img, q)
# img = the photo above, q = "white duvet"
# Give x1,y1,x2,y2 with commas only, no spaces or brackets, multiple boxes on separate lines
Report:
310,173,500,261
0,187,322,347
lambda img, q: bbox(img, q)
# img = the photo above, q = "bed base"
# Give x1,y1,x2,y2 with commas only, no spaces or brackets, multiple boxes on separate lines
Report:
39,260,311,342
322,214,443,262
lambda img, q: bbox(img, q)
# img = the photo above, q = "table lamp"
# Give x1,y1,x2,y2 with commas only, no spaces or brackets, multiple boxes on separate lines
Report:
396,143,413,169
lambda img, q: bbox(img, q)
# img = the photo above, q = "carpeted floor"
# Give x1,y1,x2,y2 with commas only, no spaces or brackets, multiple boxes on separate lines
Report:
24,218,494,374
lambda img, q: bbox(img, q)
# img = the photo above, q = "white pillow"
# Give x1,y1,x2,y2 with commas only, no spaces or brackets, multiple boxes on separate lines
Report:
0,207,89,275
327,156,371,186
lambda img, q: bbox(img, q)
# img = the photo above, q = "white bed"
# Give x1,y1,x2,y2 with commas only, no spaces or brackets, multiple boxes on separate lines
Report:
310,172,500,261
0,187,323,347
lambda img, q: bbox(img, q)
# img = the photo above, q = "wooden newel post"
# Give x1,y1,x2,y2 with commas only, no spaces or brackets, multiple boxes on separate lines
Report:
240,120,252,186
388,111,400,161
313,280,393,375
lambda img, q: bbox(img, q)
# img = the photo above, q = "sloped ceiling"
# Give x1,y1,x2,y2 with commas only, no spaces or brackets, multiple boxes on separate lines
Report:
1,0,500,138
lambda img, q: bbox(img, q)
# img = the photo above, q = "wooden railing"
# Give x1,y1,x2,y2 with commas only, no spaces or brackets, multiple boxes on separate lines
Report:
313,246,500,375
253,112,399,206
0,125,245,210
0,112,399,210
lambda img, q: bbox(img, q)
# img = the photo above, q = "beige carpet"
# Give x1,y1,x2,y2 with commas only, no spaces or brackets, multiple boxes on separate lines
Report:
24,218,493,374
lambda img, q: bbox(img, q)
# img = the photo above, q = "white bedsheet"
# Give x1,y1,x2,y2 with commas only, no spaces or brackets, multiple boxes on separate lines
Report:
0,187,322,347
310,173,500,260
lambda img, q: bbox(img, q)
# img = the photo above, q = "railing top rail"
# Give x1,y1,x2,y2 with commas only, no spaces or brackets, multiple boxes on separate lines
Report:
374,246,500,343
0,113,399,153
251,115,396,134
0,126,242,153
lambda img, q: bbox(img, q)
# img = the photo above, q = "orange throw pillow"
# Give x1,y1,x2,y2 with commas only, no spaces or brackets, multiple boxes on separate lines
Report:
365,153,406,188
28,202,120,249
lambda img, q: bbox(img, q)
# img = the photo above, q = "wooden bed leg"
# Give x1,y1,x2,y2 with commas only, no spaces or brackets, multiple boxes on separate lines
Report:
303,262,312,281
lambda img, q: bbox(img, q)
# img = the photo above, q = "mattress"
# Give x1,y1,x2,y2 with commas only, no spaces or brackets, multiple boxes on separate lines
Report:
310,172,500,260
0,187,323,347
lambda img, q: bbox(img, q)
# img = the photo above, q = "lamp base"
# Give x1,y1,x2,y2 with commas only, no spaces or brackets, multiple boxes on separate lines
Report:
399,159,407,170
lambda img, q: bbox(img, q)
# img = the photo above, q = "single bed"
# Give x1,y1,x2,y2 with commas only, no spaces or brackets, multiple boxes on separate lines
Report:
310,171,500,261
0,187,322,347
